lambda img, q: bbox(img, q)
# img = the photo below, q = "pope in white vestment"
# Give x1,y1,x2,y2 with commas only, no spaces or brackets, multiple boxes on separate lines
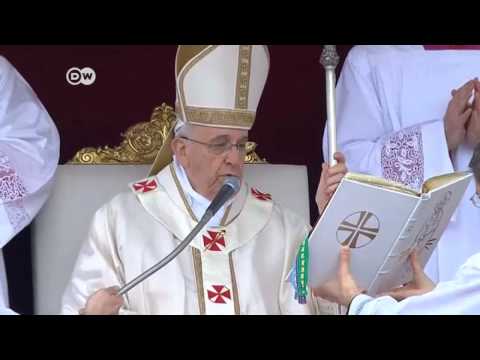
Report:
324,45,480,283
0,56,60,312
62,45,347,315
62,160,317,315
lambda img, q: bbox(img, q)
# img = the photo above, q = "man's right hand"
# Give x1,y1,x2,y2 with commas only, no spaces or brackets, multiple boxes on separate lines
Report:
444,79,475,152
80,286,124,315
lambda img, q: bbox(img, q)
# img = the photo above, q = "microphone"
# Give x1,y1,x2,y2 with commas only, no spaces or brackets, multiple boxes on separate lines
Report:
118,176,241,296
202,176,241,223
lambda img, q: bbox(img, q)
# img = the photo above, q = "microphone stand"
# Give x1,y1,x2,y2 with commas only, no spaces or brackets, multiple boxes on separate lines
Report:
118,211,213,296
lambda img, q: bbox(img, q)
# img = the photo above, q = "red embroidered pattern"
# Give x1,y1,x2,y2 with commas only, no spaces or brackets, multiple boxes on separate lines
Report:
207,285,231,304
133,179,157,193
5,200,30,232
381,126,424,190
0,152,29,231
203,230,226,252
251,188,272,201
0,168,27,201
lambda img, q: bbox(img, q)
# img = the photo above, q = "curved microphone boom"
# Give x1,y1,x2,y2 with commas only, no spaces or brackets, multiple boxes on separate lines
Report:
118,176,241,296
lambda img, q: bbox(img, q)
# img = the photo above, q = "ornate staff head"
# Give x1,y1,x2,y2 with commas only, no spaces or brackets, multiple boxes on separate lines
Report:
320,45,340,70
320,45,340,166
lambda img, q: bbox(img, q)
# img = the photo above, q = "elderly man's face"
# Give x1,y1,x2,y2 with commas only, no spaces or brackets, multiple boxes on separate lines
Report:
172,125,248,200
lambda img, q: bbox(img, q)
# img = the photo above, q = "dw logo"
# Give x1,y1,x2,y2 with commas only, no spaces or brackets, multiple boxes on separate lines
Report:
66,67,96,86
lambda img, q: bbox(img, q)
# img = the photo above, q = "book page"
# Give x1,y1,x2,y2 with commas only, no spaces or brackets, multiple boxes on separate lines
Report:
346,173,420,197
371,172,473,294
422,171,472,193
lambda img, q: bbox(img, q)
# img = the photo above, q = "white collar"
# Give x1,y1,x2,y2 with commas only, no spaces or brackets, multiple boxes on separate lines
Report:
172,156,225,227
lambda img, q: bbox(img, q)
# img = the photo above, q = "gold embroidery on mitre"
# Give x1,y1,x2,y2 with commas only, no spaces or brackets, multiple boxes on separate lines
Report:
235,45,253,110
184,106,255,129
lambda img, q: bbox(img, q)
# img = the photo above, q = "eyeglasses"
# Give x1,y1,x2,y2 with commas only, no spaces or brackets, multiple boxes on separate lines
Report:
179,136,249,155
471,193,480,208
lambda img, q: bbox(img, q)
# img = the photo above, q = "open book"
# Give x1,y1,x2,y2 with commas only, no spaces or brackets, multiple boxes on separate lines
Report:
308,171,473,296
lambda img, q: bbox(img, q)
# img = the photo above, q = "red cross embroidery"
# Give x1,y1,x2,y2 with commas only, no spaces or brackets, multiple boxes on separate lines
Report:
207,285,231,304
133,179,157,193
203,230,226,252
251,188,272,201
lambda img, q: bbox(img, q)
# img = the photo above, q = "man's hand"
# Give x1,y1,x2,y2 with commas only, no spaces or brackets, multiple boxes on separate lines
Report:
316,152,348,215
466,81,480,148
80,286,124,315
384,251,435,301
444,79,475,151
313,246,364,306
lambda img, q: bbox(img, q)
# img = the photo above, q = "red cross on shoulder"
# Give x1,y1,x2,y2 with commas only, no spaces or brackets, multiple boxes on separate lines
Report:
132,178,158,194
251,188,272,201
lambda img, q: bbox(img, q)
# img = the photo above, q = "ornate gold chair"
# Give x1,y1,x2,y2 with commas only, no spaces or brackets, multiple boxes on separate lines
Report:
31,104,310,314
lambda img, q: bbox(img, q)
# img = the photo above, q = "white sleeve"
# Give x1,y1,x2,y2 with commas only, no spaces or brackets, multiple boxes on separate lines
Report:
324,47,453,191
61,205,136,315
0,56,60,248
349,254,480,315
0,306,17,315
348,294,405,315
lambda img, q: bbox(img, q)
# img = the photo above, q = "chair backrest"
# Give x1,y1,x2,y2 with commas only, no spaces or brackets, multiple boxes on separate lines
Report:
31,163,310,314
